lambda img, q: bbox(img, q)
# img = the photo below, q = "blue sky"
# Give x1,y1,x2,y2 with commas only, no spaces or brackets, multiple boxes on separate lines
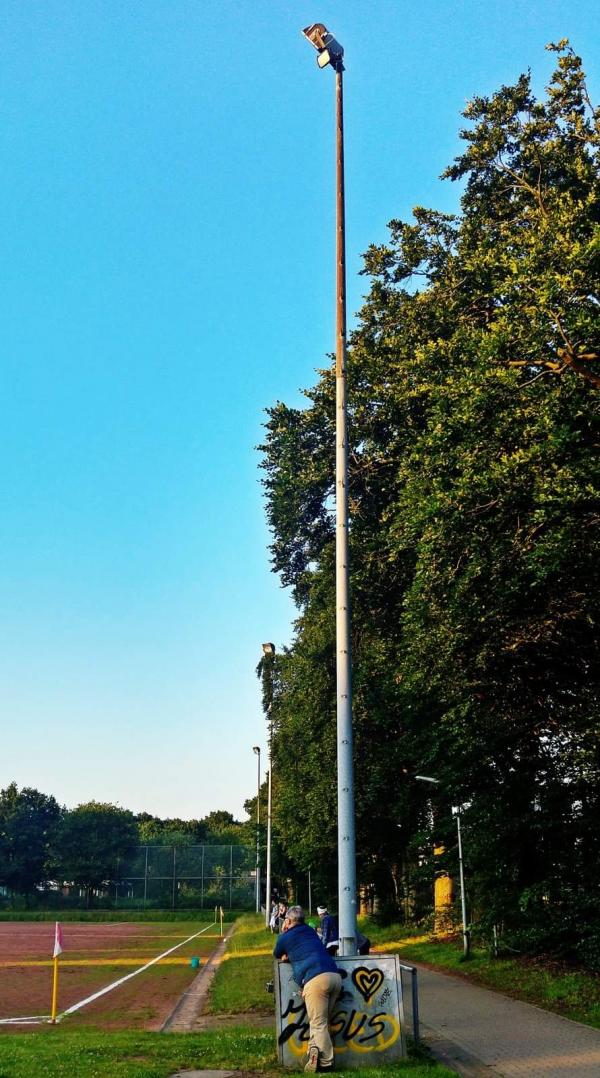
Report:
1,1,597,820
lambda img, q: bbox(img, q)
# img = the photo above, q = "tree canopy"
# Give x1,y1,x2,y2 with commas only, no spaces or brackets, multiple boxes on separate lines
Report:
0,783,60,894
55,801,138,903
260,43,600,960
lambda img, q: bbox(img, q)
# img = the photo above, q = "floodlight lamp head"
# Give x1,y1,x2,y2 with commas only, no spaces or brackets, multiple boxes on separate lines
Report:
262,642,275,655
301,23,344,72
302,23,329,50
253,746,261,755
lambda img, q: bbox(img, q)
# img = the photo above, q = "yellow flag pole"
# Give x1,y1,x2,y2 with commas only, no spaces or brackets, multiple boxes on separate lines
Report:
50,954,59,1023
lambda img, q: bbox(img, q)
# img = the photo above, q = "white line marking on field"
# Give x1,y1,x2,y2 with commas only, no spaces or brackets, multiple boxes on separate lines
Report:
56,919,216,1021
0,1015,50,1025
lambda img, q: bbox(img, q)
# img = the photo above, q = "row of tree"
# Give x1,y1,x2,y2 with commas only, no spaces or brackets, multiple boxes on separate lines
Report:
258,44,600,968
0,783,252,902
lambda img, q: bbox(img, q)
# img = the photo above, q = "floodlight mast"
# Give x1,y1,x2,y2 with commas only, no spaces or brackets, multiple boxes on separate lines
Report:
261,642,276,928
301,23,356,958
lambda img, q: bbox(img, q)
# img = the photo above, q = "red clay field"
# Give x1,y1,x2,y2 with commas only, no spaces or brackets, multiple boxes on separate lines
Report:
0,919,220,1032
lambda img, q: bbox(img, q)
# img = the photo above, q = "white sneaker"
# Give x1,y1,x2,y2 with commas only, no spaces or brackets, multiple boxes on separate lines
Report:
304,1047,319,1072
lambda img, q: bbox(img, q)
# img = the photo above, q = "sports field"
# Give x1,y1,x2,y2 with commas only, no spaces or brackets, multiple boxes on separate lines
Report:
0,918,220,1032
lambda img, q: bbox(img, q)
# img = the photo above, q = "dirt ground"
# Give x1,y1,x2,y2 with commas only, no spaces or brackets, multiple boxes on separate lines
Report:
0,919,220,1031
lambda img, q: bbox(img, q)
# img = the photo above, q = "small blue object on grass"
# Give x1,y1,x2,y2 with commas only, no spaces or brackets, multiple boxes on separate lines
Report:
190,956,200,969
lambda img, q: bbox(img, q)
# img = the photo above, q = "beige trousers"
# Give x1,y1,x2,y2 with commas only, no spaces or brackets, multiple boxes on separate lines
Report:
303,971,342,1066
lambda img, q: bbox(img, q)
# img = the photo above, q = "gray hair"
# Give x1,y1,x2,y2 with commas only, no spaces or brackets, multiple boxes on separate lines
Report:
286,905,305,924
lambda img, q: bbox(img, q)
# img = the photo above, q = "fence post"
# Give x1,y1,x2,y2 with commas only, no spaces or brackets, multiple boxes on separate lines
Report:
144,846,148,906
172,846,177,911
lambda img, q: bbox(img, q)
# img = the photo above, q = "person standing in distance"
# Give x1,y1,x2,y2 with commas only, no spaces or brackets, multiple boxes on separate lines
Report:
316,905,339,953
317,904,371,956
273,905,342,1072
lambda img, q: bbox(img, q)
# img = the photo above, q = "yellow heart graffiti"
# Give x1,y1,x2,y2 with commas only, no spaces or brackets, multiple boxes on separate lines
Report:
351,966,385,1003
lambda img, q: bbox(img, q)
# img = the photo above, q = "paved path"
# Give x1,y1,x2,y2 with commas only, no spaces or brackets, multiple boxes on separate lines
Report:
404,963,600,1077
161,926,235,1032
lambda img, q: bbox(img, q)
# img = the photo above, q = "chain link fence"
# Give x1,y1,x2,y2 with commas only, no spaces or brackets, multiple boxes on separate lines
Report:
111,844,256,910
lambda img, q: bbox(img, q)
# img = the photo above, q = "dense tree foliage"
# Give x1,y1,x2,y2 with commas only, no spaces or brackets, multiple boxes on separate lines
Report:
254,645,298,897
260,44,600,962
54,801,138,904
0,783,60,894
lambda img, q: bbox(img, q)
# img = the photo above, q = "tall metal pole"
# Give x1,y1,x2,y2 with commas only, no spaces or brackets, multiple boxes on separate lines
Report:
301,23,357,955
259,646,276,926
144,845,148,906
265,716,273,926
255,748,261,913
454,809,470,958
335,65,357,956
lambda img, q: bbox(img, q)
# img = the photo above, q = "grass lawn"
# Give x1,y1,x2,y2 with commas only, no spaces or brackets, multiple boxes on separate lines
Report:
0,1028,453,1078
207,913,275,1015
0,1028,275,1077
363,920,600,1029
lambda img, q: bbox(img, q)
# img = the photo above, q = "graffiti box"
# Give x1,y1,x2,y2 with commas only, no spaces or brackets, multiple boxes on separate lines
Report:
274,955,407,1069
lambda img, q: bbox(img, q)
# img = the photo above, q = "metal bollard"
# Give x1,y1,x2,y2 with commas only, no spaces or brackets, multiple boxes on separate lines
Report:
398,962,420,1046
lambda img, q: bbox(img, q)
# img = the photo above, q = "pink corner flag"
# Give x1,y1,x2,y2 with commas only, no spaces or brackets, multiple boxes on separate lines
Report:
53,922,64,958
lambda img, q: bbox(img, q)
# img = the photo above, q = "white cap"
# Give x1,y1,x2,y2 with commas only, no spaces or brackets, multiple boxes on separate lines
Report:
317,905,327,915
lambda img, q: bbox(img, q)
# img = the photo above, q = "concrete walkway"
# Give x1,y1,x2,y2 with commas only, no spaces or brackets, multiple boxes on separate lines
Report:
404,963,600,1077
161,926,235,1032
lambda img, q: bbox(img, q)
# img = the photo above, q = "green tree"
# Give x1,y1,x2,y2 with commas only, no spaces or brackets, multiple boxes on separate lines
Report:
56,801,137,905
136,813,207,845
200,809,244,845
0,783,61,896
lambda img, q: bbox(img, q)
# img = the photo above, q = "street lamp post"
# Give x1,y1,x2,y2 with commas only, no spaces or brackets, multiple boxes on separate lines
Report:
301,21,357,957
265,730,273,927
415,776,471,958
452,805,469,959
253,746,261,913
260,642,276,928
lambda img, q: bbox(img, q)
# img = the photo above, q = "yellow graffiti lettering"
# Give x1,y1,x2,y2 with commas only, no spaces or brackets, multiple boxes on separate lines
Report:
282,1008,400,1058
334,1010,401,1054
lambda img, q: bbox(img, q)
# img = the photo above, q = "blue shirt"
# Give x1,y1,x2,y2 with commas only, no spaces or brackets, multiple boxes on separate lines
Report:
320,913,339,948
273,923,338,987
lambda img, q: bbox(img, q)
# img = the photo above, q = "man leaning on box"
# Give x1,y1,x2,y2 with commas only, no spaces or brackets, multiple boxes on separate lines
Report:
273,905,342,1072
